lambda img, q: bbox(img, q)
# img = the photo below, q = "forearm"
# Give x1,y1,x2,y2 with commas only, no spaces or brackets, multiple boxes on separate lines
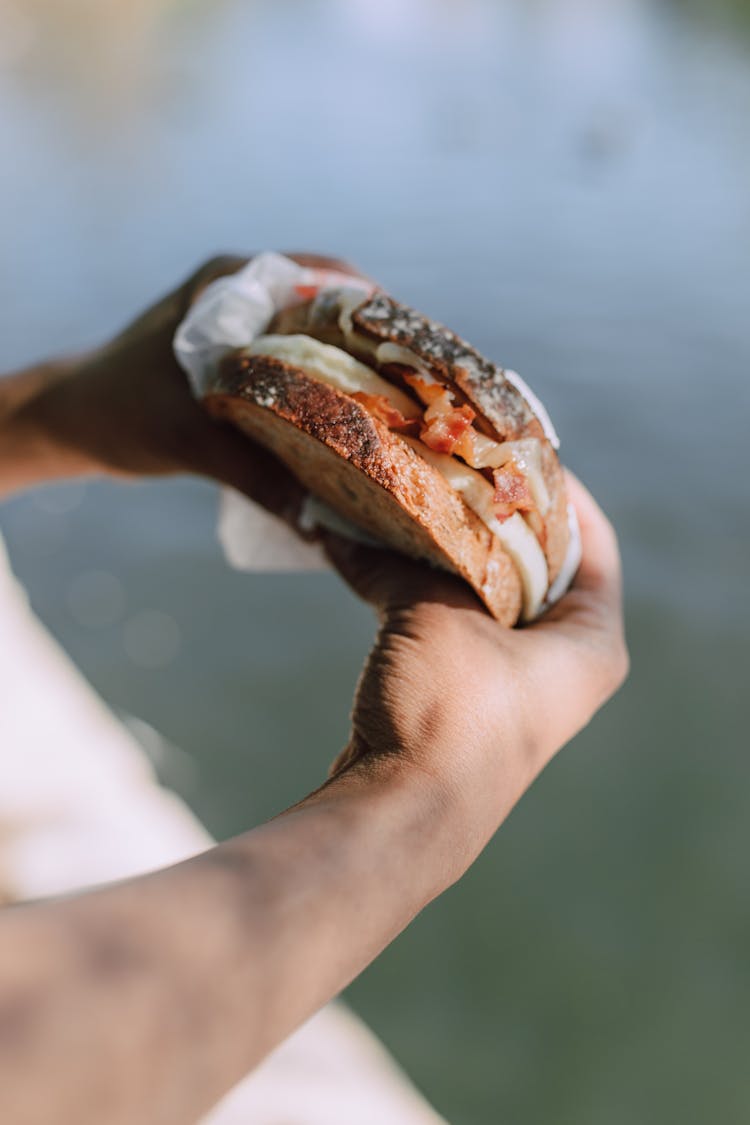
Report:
0,759,467,1125
0,360,84,499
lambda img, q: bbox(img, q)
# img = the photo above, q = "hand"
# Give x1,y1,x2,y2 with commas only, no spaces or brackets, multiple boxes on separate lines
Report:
323,472,628,877
13,253,364,522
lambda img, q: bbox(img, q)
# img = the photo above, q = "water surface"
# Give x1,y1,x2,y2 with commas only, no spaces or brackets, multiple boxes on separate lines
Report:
1,2,749,1122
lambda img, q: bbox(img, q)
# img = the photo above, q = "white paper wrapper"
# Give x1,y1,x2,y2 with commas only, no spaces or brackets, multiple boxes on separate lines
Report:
173,251,581,612
217,490,381,572
175,252,377,570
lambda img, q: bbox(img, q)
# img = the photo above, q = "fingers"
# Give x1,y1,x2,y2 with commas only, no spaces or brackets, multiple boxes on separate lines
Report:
532,471,627,689
189,418,308,527
321,534,482,616
321,472,625,635
561,470,623,611
517,472,629,721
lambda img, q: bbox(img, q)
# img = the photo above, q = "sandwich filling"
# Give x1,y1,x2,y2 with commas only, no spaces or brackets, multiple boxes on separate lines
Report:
245,332,550,619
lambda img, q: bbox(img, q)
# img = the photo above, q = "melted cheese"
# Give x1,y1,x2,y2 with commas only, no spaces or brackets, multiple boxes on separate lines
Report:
375,341,435,379
246,335,421,419
472,438,550,515
336,288,368,344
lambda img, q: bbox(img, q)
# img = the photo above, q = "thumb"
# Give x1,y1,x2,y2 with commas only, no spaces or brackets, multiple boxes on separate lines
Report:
321,532,482,615
196,422,308,527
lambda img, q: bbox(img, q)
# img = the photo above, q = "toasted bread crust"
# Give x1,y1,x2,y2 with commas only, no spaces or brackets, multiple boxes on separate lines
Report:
353,294,534,433
206,354,523,625
269,291,569,583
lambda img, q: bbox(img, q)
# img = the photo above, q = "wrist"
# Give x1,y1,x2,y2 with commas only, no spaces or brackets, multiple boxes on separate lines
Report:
306,752,478,896
0,358,92,496
337,711,545,883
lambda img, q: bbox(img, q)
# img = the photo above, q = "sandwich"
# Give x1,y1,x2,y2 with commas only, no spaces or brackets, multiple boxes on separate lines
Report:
202,285,578,626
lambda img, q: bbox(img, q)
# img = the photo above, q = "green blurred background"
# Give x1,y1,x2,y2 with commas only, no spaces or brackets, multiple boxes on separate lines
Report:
1,1,748,1122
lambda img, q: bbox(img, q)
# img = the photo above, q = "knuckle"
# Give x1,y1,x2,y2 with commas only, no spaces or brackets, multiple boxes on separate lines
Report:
187,254,247,301
614,638,631,686
604,636,630,693
199,253,246,277
576,633,629,702
175,255,248,317
324,256,357,276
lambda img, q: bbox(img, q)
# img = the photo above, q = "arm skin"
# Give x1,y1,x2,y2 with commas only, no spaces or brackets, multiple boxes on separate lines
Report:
0,257,628,1124
0,765,467,1124
0,255,313,511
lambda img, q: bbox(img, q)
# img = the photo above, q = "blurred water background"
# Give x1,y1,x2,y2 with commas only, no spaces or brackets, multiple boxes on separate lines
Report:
1,0,749,1122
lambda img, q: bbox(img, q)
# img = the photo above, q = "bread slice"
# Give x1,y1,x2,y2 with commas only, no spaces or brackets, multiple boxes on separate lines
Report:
270,291,569,583
204,353,523,625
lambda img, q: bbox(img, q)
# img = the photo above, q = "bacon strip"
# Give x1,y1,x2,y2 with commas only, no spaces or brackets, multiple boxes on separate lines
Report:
294,283,319,300
403,373,477,456
492,462,535,521
401,374,443,403
357,372,546,532
350,392,419,433
420,408,475,455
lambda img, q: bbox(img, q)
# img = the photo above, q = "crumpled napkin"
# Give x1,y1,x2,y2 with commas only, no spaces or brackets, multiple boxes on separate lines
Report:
174,252,377,569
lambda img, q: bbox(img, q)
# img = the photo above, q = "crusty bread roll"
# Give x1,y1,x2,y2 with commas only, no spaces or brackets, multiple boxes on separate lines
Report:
203,287,572,626
205,354,523,625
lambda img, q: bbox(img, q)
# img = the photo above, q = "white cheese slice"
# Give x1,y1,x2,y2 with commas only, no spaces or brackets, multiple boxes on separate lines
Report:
402,437,548,621
246,335,421,420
